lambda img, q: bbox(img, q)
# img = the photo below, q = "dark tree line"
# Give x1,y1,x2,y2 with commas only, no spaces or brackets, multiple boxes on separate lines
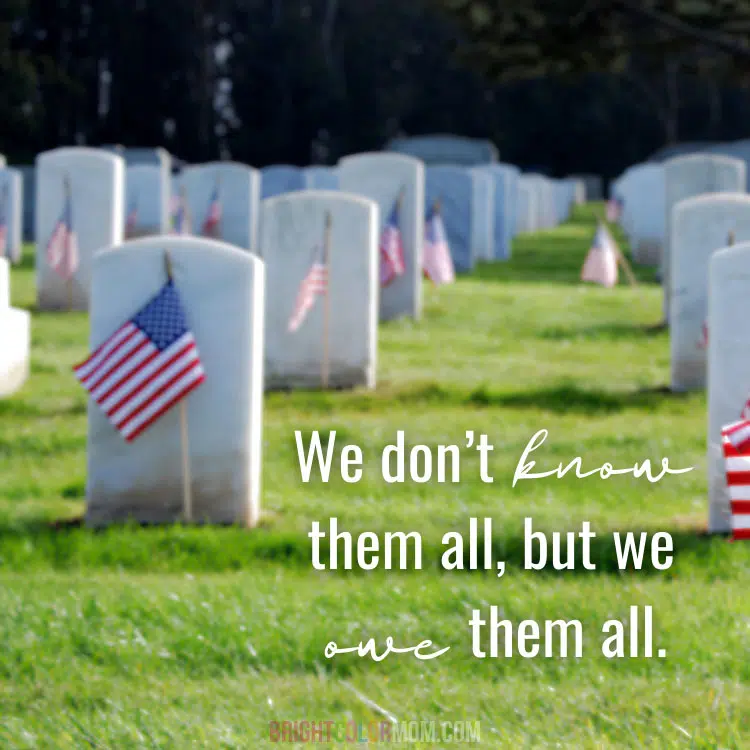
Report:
2,0,750,179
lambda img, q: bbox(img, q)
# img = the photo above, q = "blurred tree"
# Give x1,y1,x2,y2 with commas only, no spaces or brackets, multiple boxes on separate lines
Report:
2,0,750,181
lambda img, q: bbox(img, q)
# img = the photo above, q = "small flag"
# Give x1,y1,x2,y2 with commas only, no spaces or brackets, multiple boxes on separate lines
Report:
606,195,623,223
171,192,191,235
46,180,79,280
202,182,222,236
125,197,138,236
380,199,406,287
698,322,709,350
0,183,7,258
581,222,618,288
288,244,328,333
423,203,455,286
721,417,750,540
73,279,205,442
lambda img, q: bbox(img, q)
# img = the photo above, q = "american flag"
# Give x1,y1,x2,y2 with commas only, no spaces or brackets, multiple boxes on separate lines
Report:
73,279,205,443
721,417,750,540
171,193,191,235
288,244,328,333
0,183,7,258
125,197,138,235
46,181,79,280
606,195,623,223
423,204,455,285
581,222,618,288
380,199,406,287
698,321,709,350
202,183,222,236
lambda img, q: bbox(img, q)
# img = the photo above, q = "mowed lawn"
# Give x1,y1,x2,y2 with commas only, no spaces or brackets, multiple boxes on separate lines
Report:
1,205,748,748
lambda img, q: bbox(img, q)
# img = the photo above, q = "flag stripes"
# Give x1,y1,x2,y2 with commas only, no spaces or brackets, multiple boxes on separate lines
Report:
423,205,455,285
288,255,328,333
46,185,79,280
74,280,205,442
721,419,750,541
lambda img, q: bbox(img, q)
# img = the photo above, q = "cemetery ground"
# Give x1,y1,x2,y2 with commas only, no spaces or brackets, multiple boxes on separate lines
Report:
1,205,748,748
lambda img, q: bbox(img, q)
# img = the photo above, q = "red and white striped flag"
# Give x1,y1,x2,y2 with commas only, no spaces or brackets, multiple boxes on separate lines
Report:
125,197,138,236
288,245,328,333
380,199,405,287
46,182,79,280
171,192,191,235
697,322,709,350
202,183,222,236
581,222,618,288
606,196,623,223
721,417,750,540
73,279,205,442
423,204,455,285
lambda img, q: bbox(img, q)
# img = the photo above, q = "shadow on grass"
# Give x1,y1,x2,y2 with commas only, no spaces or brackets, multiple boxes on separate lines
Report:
0,517,740,579
271,382,690,417
0,399,86,419
538,321,667,341
469,254,660,287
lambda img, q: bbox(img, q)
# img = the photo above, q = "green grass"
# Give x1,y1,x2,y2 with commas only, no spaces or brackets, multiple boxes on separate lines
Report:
1,204,747,748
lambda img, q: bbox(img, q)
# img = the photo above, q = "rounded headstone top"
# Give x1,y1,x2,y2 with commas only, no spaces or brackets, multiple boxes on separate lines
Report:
673,192,750,216
665,152,745,169
95,234,264,270
36,146,125,167
710,239,750,268
261,188,376,213
338,152,424,169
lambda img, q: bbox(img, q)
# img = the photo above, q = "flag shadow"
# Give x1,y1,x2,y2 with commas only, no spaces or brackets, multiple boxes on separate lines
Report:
0,519,733,579
538,321,667,341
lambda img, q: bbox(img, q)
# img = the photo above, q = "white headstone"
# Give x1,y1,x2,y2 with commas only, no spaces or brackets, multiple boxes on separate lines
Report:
261,165,305,200
707,240,750,532
126,164,170,236
477,164,519,257
524,175,549,230
564,177,585,206
339,153,423,320
0,258,31,397
181,162,260,251
386,135,498,165
470,169,494,261
664,154,746,319
260,191,378,389
670,194,750,392
84,237,264,527
0,168,23,264
517,179,536,233
304,167,339,190
425,166,477,272
35,147,125,310
619,164,665,265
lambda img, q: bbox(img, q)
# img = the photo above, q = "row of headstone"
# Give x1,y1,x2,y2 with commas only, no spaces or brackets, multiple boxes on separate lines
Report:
0,257,30,397
515,174,581,233
23,142,577,293
611,153,747,395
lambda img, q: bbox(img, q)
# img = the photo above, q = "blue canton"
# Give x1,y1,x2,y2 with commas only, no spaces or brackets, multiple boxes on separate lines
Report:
131,281,189,350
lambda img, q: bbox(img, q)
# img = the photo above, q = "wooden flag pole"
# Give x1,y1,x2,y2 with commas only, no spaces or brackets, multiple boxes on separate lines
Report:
164,249,193,523
321,211,332,389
